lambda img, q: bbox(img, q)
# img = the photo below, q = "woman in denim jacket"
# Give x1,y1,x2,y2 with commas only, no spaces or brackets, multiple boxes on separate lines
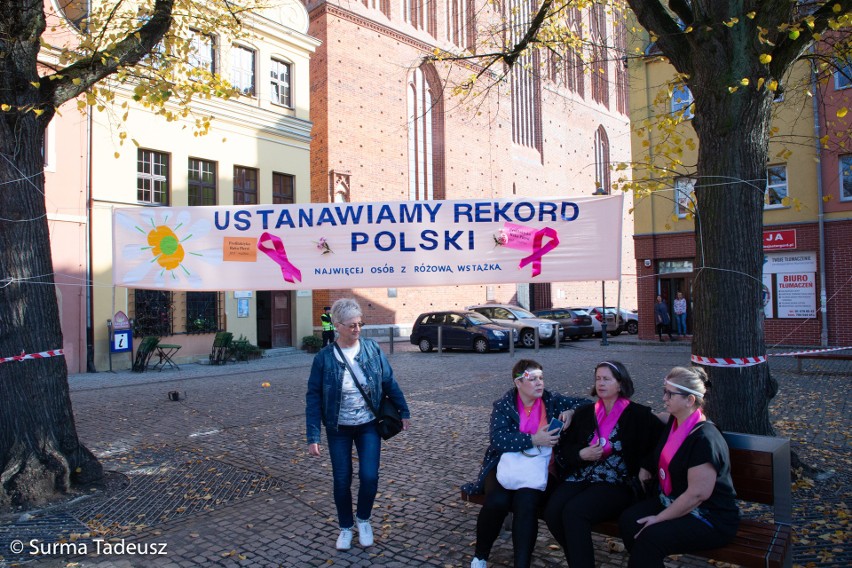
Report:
306,298,410,551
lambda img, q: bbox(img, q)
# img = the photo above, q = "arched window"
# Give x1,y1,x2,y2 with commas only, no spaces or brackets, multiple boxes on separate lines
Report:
594,126,611,194
508,0,542,155
407,65,445,200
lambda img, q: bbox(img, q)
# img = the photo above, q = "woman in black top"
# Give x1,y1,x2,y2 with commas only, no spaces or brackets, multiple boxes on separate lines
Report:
543,361,664,567
619,366,739,568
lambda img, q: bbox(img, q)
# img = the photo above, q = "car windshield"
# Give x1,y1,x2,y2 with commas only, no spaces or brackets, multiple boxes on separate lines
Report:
466,312,492,325
509,308,536,319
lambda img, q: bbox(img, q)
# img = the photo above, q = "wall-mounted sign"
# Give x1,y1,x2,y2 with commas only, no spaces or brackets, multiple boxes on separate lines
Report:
762,252,816,319
763,229,797,250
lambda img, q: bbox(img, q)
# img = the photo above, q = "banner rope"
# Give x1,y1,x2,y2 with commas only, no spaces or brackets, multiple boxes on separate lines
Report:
0,349,65,365
691,346,852,367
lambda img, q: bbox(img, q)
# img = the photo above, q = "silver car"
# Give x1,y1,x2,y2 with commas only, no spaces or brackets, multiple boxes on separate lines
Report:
467,304,563,347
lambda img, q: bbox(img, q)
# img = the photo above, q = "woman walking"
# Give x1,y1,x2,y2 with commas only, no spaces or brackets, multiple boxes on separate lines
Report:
305,298,410,550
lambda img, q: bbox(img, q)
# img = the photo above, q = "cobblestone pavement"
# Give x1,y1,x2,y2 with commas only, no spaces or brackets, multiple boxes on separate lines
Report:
0,336,848,567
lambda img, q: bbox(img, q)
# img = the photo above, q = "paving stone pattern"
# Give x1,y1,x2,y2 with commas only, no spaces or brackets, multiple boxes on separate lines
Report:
1,338,848,567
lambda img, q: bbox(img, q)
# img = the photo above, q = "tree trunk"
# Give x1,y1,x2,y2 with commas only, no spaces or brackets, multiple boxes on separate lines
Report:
690,76,778,435
0,110,102,509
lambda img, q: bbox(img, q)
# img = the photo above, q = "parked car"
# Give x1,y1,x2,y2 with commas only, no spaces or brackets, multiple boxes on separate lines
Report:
467,304,563,347
572,306,624,337
409,311,512,353
616,308,639,335
533,308,594,341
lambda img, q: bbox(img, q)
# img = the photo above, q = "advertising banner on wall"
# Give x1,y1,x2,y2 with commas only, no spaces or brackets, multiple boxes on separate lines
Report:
112,194,623,291
762,252,817,319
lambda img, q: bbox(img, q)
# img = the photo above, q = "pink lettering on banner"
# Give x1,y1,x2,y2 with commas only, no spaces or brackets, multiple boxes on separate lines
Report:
257,232,302,283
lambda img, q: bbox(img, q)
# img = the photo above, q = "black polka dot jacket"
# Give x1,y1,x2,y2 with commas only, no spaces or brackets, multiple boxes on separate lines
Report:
461,388,589,495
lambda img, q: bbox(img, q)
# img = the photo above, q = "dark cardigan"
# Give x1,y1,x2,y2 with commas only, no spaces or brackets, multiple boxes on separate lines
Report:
554,400,664,480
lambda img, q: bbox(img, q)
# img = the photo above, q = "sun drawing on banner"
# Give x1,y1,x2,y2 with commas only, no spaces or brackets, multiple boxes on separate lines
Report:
117,210,219,286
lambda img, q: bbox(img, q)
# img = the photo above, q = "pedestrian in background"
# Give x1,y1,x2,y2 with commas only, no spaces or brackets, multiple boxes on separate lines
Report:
320,305,336,347
654,295,673,342
673,292,687,338
306,298,411,551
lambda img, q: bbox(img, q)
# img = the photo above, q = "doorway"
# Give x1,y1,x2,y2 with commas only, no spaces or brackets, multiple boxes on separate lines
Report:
256,291,293,348
658,277,693,335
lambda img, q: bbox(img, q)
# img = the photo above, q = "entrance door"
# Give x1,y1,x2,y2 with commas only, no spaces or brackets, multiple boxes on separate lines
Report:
270,291,292,347
256,291,293,348
659,277,693,334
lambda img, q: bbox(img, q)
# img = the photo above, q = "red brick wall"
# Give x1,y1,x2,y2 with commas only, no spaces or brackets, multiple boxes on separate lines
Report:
307,4,636,328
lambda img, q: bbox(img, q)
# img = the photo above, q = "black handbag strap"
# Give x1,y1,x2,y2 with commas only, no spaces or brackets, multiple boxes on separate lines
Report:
334,342,379,417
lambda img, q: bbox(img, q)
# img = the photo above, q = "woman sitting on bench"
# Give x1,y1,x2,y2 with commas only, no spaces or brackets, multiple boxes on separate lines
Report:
619,366,740,567
543,361,664,568
462,359,586,568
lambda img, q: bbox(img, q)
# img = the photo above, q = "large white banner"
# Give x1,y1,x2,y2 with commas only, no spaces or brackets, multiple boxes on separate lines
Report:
112,194,623,291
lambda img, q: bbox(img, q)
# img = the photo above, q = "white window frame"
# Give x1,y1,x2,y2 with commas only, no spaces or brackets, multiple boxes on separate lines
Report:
671,84,694,120
189,30,216,74
137,149,170,205
231,45,256,97
840,155,852,201
674,176,696,218
764,164,788,208
270,58,292,107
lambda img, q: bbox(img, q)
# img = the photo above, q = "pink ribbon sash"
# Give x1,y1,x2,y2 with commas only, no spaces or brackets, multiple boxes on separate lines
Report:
518,227,559,277
517,394,544,434
257,232,302,283
590,397,630,458
658,408,704,495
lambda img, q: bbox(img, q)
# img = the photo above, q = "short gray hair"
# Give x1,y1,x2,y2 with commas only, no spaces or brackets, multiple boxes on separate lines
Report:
331,298,362,325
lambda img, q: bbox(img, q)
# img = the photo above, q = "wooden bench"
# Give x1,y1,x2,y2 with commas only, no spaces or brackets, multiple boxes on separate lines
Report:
792,351,852,373
461,432,792,568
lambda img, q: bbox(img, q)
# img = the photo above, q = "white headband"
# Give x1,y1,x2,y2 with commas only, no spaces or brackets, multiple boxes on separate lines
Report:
516,369,543,381
666,379,704,399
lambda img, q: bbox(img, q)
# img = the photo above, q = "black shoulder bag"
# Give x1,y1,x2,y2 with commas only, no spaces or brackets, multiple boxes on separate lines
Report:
334,343,403,440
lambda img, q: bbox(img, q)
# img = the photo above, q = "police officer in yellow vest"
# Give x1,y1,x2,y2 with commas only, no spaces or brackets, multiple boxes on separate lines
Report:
320,306,336,347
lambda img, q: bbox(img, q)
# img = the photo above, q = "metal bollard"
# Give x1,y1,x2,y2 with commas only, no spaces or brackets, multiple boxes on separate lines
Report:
438,325,443,356
534,327,540,352
509,331,515,358
553,323,559,350
388,326,394,355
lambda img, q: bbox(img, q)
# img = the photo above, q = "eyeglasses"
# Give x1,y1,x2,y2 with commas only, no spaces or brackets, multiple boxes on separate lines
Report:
662,389,689,399
346,322,366,330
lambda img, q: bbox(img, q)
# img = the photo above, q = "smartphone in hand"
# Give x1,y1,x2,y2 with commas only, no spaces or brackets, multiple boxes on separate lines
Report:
548,417,564,433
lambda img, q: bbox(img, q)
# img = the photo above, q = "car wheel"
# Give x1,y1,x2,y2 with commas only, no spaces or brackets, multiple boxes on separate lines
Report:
418,338,433,353
570,336,581,341
610,328,622,336
520,329,536,348
627,321,638,335
473,337,489,354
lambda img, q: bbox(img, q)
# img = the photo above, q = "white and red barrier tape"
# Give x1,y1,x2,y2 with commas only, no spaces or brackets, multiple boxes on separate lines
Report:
0,349,65,365
691,354,767,368
691,346,852,367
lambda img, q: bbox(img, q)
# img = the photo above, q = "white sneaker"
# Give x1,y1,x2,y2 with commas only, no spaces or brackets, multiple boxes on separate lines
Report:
471,558,487,568
356,518,374,547
336,528,352,550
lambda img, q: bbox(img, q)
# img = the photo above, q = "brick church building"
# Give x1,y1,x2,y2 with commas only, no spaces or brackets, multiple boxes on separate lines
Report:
303,0,637,334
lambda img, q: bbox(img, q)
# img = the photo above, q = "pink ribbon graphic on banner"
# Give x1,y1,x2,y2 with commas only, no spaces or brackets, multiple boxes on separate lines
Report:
518,227,559,277
257,232,302,283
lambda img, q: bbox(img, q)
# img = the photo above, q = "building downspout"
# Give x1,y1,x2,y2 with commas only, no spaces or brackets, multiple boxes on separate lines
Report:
85,106,96,371
811,55,829,347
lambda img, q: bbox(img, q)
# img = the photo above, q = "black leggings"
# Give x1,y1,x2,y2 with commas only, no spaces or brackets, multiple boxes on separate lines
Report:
474,469,543,568
543,480,633,568
619,497,735,568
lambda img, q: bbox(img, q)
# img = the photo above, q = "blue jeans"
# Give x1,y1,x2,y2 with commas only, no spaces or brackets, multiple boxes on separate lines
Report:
674,313,687,336
326,421,381,528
